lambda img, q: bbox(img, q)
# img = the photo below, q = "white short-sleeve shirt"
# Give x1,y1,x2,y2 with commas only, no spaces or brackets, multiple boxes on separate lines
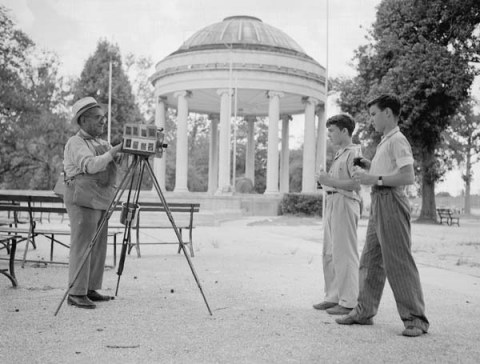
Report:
370,126,414,176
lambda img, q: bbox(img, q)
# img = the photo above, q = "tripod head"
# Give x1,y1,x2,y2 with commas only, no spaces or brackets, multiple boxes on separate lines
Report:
122,123,168,158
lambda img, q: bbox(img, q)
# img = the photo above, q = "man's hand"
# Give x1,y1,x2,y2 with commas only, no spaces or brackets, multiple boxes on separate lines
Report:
352,168,377,185
316,171,331,186
110,141,123,157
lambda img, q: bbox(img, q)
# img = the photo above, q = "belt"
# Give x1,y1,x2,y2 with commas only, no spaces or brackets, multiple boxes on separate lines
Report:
326,191,338,195
371,185,393,192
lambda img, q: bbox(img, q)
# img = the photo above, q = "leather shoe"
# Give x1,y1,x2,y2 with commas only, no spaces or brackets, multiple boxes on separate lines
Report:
326,305,353,315
67,295,96,309
87,290,114,302
335,315,373,325
313,301,337,310
402,326,424,337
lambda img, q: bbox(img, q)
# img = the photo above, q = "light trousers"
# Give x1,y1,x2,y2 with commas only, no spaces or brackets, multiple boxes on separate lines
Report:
322,193,360,308
64,184,108,296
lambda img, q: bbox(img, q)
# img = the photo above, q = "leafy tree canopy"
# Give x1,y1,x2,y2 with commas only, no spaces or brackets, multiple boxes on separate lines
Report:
334,0,480,220
1,5,71,189
73,40,144,142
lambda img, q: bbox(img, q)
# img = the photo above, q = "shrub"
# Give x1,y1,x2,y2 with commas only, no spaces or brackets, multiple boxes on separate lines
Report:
279,193,323,216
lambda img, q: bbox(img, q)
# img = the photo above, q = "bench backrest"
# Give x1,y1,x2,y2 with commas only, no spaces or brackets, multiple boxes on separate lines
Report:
134,202,200,213
0,194,63,204
436,208,461,217
0,204,67,214
436,208,451,215
1,202,199,214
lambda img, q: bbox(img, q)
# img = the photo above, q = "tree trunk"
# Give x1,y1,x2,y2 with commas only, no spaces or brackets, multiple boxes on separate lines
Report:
418,178,437,222
418,152,438,223
464,150,472,215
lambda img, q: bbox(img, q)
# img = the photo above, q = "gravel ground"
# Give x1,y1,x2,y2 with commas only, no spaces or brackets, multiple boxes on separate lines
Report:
1,216,480,364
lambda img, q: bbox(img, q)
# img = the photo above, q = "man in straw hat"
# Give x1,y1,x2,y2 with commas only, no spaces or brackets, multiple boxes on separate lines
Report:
63,96,122,309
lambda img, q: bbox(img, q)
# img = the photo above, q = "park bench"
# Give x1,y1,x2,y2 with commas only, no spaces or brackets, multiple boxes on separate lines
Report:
110,201,200,258
0,193,121,267
436,208,461,226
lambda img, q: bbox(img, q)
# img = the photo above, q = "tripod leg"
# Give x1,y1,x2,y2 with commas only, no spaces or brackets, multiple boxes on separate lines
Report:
115,159,145,295
54,157,139,316
115,217,134,296
144,158,213,315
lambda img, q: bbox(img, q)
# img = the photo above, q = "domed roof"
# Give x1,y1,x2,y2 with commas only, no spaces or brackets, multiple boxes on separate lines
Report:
172,16,311,59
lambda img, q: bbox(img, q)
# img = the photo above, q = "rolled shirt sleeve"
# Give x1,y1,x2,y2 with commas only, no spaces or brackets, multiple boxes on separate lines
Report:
370,128,414,176
392,136,414,169
64,136,113,177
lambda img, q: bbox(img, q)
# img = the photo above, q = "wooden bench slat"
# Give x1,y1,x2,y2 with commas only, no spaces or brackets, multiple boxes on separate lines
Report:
0,205,67,214
0,227,119,236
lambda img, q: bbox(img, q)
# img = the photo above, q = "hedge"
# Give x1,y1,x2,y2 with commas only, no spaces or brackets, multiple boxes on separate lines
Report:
278,193,323,216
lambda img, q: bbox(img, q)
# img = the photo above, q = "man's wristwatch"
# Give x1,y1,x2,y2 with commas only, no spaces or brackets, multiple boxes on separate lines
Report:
377,176,384,186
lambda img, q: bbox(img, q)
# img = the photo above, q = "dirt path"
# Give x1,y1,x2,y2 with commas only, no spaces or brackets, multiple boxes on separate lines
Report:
1,216,479,363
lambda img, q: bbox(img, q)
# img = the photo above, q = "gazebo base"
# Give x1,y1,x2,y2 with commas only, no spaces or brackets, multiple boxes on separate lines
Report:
137,190,283,218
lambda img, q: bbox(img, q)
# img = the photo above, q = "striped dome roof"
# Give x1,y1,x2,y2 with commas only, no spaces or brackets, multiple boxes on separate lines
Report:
172,16,310,59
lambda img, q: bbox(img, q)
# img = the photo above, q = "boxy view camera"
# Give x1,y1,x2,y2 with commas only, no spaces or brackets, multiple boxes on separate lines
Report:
122,123,168,158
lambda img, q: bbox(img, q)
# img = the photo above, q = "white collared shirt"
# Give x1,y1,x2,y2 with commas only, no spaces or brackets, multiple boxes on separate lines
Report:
370,126,414,176
325,144,361,201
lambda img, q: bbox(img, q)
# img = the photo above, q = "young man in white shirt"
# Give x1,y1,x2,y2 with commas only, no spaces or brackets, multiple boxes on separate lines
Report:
336,94,429,337
313,114,361,316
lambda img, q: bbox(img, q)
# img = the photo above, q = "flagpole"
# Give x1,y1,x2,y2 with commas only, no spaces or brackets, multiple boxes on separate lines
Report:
321,0,329,214
107,58,112,144
232,74,238,192
324,0,329,172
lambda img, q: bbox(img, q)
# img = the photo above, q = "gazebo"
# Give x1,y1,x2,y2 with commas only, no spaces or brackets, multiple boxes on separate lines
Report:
150,15,326,197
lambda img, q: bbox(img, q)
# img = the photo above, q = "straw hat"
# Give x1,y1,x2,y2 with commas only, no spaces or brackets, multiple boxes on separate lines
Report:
71,97,102,126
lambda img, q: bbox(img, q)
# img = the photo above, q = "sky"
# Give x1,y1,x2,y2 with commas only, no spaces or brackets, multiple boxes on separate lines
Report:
2,0,380,79
2,0,479,196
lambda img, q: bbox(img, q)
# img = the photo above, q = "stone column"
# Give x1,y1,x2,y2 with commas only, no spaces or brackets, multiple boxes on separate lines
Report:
280,114,292,193
245,116,256,185
302,97,318,193
153,95,167,191
173,90,190,193
265,91,283,194
216,88,232,194
208,114,219,194
315,104,326,173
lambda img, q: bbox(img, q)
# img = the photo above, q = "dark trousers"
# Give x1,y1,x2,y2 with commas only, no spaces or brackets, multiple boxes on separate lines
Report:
353,187,429,332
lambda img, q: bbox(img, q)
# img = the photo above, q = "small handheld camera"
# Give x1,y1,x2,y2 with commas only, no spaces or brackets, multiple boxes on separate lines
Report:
353,157,367,168
122,123,168,158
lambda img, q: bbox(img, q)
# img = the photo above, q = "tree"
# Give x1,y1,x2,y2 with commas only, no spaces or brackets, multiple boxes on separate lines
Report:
0,5,71,189
289,148,303,192
234,117,269,193
124,53,156,122
443,100,480,214
187,114,210,192
334,0,480,222
72,40,144,143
